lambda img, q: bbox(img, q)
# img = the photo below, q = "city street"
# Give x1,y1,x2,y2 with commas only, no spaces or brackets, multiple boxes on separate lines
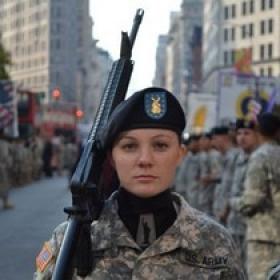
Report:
0,176,71,280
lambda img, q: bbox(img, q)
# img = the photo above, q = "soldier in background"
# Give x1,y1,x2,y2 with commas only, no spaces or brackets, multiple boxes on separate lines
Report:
237,113,280,280
63,136,79,180
212,126,240,225
176,134,201,208
227,119,259,273
197,133,212,215
0,129,14,209
42,135,54,177
175,135,190,198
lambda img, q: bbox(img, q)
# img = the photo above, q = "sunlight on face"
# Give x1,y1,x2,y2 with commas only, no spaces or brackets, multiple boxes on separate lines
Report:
111,129,185,198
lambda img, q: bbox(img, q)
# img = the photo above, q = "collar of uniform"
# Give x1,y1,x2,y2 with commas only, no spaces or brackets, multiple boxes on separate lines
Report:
90,192,209,257
138,193,205,260
90,192,142,252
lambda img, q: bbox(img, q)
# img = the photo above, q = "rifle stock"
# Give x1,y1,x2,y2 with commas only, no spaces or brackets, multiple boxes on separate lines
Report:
51,9,144,280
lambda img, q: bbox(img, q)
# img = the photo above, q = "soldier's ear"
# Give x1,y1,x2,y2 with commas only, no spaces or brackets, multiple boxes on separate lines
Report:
177,144,186,166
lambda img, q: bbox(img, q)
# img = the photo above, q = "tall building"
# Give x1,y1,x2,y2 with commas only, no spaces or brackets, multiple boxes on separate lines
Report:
0,0,93,104
153,35,168,88
202,0,223,94
222,0,280,76
181,0,204,96
153,0,204,114
202,0,280,93
165,12,181,98
84,42,113,123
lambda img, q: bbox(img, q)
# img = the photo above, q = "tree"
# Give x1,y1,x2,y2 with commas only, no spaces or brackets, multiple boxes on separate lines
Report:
0,40,11,80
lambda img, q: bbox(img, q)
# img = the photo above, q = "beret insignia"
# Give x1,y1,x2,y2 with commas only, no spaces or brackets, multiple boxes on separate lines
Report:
144,92,167,119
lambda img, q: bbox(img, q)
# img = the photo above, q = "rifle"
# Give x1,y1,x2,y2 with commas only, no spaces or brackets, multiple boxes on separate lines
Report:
51,9,144,279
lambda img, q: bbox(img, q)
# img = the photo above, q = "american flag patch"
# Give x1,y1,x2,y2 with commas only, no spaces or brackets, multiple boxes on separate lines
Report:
36,242,53,272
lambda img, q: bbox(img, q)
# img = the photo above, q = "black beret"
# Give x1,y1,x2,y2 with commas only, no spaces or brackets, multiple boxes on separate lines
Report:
102,87,186,149
257,113,280,137
203,132,212,139
191,134,202,141
235,119,256,130
211,126,229,135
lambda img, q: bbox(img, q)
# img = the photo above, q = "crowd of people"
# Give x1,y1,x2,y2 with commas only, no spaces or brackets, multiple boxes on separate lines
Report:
175,113,280,279
0,129,81,210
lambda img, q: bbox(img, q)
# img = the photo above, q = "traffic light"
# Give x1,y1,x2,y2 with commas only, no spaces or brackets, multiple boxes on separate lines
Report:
52,88,61,100
75,109,84,119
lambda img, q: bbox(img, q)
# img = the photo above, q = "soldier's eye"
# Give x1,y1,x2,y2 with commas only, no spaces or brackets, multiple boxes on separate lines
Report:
121,142,138,151
153,142,169,151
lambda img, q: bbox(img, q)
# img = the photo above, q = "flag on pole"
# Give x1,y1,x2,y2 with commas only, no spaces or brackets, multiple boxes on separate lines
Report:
246,99,262,121
0,80,15,130
234,48,252,74
266,85,279,112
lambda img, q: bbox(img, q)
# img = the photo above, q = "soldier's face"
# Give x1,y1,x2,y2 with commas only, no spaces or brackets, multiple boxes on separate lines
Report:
111,128,185,198
236,128,258,152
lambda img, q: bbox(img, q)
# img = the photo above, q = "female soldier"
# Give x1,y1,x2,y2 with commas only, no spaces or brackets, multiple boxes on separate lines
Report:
34,87,245,279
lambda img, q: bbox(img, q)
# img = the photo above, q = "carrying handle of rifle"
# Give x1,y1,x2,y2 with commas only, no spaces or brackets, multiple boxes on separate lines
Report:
120,8,144,58
130,9,144,48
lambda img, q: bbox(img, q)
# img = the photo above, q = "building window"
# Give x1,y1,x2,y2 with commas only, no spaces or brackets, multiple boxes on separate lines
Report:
232,4,236,18
224,51,228,65
224,29,228,42
260,20,265,35
269,0,274,9
232,27,236,41
241,25,247,38
231,50,235,64
268,67,273,76
242,1,247,15
250,0,255,13
268,19,273,33
249,23,254,37
260,45,265,60
260,68,264,76
268,43,273,58
56,39,61,49
261,0,266,10
224,6,229,19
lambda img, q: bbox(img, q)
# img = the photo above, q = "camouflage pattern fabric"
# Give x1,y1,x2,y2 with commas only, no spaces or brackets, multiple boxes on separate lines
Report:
247,241,280,280
34,192,245,279
0,139,12,198
177,152,201,209
198,149,222,216
213,147,240,224
228,151,249,236
237,142,280,279
238,142,280,243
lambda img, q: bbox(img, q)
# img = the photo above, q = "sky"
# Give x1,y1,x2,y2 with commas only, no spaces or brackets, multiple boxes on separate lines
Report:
89,0,182,95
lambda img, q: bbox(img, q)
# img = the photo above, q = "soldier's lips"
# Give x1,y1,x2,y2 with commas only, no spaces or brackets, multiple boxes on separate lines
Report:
134,175,157,183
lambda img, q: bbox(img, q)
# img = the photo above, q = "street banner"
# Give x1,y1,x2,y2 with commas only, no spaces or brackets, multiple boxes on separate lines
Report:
186,93,217,133
218,72,278,123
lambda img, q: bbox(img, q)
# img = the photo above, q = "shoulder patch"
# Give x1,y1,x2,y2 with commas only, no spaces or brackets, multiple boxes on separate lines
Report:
36,242,54,272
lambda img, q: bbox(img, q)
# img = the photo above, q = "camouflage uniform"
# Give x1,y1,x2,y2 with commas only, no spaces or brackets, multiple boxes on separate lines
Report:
0,138,12,203
198,149,222,216
175,152,191,199
184,152,200,209
213,147,240,224
238,142,280,280
34,192,245,279
227,151,249,270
